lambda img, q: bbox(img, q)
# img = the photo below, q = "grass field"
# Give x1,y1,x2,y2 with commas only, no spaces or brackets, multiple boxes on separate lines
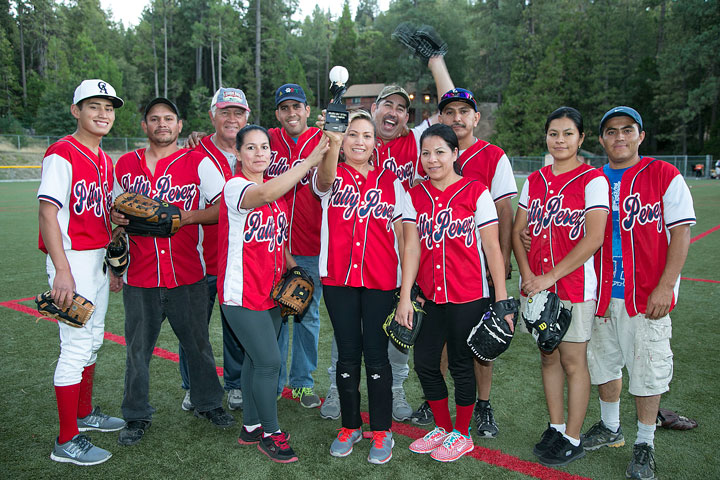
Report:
1,178,718,480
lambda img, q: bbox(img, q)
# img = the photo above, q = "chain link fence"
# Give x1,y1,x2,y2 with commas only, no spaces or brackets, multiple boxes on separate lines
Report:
509,154,715,178
0,134,715,181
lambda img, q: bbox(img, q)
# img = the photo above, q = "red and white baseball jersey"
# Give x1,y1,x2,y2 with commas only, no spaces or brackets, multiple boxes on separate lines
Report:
455,139,517,202
113,148,225,288
217,174,289,311
596,157,695,317
375,120,430,191
518,163,610,303
195,134,235,276
37,135,113,253
266,126,323,256
404,178,498,304
313,164,405,290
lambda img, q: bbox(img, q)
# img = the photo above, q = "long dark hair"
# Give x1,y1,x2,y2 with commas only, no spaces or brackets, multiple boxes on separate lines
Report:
544,106,584,134
420,123,462,175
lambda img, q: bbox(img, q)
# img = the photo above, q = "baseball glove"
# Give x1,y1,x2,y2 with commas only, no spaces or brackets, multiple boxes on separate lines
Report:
392,22,448,61
467,298,520,361
35,291,95,328
656,408,698,430
271,266,315,318
104,234,128,276
383,285,425,350
114,192,181,237
522,290,572,353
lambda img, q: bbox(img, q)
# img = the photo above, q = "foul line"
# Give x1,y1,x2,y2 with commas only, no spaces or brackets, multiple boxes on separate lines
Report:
691,224,720,244
681,277,720,284
1,296,589,480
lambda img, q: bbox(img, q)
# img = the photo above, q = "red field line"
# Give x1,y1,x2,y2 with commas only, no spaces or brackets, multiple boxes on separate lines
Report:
690,224,720,244
2,295,590,480
681,276,720,284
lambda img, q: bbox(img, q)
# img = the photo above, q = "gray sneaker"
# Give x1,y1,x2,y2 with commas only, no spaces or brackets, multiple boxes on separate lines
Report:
51,434,112,466
292,387,321,408
367,430,394,464
582,420,625,451
330,427,362,457
227,388,243,411
626,443,656,479
391,387,412,421
77,406,125,432
181,390,193,411
320,387,341,420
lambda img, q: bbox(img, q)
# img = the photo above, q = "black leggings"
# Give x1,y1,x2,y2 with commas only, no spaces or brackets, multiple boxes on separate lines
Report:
414,298,490,407
323,285,395,430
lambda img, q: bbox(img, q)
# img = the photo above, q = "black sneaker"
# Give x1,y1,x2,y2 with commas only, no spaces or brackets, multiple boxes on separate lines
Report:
237,426,263,445
533,424,563,457
410,401,434,426
195,407,236,429
257,432,298,463
474,400,498,438
118,420,151,446
538,435,585,467
625,443,656,479
582,420,625,451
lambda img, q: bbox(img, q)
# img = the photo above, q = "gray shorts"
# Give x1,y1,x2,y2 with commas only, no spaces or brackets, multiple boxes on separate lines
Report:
587,298,673,396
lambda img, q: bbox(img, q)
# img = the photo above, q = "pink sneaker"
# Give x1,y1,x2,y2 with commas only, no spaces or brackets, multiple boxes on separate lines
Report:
409,427,448,454
430,430,474,462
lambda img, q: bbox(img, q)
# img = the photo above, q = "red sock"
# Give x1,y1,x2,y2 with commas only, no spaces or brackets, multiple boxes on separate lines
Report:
77,363,96,419
55,384,81,444
428,398,453,432
455,403,475,437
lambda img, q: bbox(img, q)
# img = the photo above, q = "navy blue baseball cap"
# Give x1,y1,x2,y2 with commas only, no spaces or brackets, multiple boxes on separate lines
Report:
599,106,643,134
275,84,307,106
439,88,478,112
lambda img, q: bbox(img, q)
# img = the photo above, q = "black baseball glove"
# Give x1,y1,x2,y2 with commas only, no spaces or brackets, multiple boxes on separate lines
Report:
383,285,425,350
114,192,182,237
392,22,448,61
104,234,128,276
522,290,573,353
271,266,315,318
467,298,520,361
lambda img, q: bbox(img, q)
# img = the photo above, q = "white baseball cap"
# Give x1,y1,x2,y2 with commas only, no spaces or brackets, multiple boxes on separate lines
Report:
73,79,124,108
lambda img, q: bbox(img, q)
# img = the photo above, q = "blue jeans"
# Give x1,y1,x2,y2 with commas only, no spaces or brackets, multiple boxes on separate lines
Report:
277,255,322,393
179,275,244,391
122,281,224,421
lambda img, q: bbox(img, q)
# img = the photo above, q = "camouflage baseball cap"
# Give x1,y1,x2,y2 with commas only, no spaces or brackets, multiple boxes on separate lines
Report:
376,85,410,108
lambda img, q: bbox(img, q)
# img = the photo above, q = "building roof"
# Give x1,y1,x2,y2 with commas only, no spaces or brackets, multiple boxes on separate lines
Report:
344,83,386,98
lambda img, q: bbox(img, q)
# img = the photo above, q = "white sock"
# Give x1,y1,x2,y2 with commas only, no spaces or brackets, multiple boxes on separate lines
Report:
635,421,655,448
550,423,566,434
563,433,580,447
244,424,261,432
600,399,621,432
262,430,281,438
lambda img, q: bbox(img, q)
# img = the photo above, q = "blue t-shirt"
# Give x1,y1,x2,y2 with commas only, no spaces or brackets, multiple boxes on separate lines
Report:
603,164,630,298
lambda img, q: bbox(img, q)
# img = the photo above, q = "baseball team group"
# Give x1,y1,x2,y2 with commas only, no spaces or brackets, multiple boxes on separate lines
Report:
37,47,694,479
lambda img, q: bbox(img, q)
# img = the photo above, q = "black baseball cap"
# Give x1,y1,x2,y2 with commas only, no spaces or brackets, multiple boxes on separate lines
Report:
438,88,477,113
599,106,643,135
144,97,181,120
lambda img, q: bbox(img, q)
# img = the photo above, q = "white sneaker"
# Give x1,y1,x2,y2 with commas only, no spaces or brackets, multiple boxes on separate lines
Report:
227,388,243,410
181,390,193,411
